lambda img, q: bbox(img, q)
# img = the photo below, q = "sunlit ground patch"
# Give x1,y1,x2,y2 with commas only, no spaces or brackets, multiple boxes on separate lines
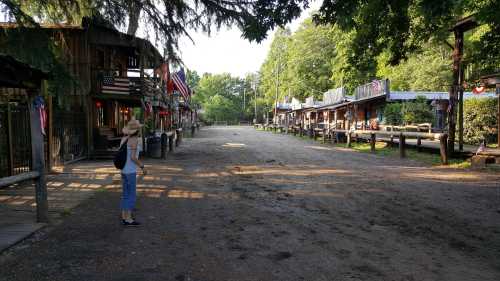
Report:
222,143,246,148
167,189,204,199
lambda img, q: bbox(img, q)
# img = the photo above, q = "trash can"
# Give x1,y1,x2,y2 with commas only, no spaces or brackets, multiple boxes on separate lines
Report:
147,136,161,158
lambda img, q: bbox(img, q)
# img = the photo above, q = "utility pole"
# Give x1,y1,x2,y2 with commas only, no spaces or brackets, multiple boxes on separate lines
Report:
274,59,280,125
254,83,257,124
243,87,246,111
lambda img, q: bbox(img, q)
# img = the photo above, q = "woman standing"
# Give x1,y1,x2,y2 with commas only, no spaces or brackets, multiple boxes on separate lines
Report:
120,119,147,226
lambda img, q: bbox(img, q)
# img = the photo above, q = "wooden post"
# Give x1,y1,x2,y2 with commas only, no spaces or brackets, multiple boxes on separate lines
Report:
497,84,500,148
29,90,48,223
448,29,463,155
46,94,53,171
399,132,406,158
440,134,448,165
346,131,351,148
370,133,376,153
416,126,422,152
389,126,394,148
322,129,326,144
458,66,464,151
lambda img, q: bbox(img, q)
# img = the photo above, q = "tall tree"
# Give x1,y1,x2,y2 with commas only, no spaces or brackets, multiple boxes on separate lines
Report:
0,0,311,60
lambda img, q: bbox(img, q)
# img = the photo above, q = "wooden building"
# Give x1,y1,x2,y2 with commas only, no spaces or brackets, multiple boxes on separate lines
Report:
0,18,163,164
0,55,49,221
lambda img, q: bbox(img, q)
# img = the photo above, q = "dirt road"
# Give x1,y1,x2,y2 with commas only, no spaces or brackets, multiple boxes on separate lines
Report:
2,126,500,281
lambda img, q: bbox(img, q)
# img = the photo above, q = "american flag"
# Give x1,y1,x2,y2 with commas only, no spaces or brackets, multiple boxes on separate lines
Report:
102,75,131,95
172,68,190,101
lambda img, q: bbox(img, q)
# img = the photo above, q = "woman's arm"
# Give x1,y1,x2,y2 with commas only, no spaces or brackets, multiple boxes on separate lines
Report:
129,137,144,170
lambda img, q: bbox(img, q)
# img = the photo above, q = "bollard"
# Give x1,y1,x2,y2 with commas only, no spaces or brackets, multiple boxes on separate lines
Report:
169,133,174,151
161,133,168,159
370,133,376,153
399,132,406,158
175,129,182,147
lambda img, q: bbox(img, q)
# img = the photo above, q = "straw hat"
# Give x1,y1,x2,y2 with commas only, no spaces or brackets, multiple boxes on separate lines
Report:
122,119,143,135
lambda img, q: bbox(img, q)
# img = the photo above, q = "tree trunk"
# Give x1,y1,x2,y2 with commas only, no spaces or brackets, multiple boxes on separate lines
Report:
127,1,142,36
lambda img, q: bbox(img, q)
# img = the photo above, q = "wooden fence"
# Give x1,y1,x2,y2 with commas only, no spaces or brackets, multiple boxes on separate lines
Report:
0,102,33,177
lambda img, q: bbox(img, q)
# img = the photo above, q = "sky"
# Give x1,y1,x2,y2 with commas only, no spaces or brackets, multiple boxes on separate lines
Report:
177,1,322,78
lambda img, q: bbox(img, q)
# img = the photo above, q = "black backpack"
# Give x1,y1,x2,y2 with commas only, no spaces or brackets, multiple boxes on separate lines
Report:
113,138,128,170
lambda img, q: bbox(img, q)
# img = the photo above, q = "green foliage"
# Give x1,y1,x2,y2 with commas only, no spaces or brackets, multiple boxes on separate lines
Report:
0,0,310,60
401,96,434,125
259,20,337,106
258,28,292,107
313,0,500,69
0,28,77,104
463,98,498,145
383,103,403,125
286,18,336,100
193,73,252,123
376,44,452,91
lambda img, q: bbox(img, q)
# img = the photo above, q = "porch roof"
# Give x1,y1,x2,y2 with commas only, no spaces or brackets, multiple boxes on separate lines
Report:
0,54,49,89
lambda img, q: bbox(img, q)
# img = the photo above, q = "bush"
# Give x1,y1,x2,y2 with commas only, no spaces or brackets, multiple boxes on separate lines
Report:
383,103,403,125
402,96,434,125
463,98,498,145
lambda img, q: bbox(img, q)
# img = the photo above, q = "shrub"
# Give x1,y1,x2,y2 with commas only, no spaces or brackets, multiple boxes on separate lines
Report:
383,103,403,125
463,98,498,145
402,96,434,125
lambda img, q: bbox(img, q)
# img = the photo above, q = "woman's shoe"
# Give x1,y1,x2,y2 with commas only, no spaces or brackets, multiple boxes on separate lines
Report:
122,219,141,226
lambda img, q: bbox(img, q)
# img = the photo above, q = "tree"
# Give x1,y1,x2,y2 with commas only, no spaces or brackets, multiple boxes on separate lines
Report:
401,96,434,125
286,18,336,100
0,0,311,60
193,73,251,124
313,0,500,68
258,27,292,107
383,103,403,125
376,43,452,91
463,98,498,145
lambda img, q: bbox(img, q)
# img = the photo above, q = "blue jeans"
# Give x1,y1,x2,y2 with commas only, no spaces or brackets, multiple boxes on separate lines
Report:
121,173,137,211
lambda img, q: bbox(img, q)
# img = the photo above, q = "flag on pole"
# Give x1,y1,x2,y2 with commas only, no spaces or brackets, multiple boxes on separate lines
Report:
172,68,190,101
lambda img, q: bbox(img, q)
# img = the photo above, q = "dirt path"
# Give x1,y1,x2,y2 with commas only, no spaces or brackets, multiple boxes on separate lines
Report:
2,126,500,281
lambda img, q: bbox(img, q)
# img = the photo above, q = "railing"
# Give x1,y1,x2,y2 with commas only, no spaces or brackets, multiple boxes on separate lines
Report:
329,128,449,164
90,69,159,96
355,79,389,101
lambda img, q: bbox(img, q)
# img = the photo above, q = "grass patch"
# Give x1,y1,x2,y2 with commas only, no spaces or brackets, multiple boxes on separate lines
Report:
487,143,498,148
340,141,470,168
